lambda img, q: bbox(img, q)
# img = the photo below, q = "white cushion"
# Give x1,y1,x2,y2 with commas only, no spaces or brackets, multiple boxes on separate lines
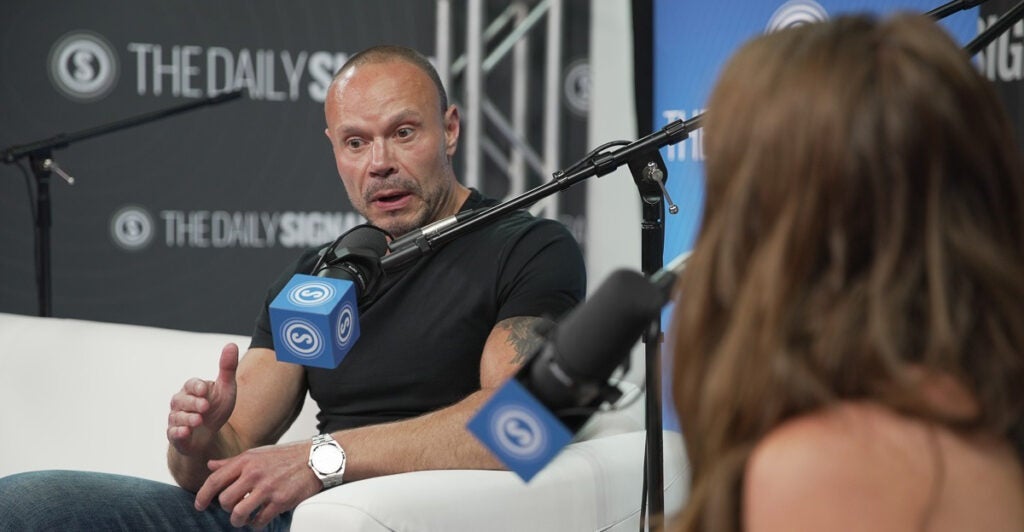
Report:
0,312,318,484
0,312,689,529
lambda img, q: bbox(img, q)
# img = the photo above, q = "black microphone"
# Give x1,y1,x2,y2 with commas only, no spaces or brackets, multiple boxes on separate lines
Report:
467,254,689,481
312,224,390,303
269,225,388,369
522,269,667,431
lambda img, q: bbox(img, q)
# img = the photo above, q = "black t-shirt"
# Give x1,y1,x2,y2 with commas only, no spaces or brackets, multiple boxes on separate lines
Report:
250,190,586,433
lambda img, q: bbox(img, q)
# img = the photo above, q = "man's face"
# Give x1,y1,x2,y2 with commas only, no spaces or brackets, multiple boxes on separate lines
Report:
324,60,462,238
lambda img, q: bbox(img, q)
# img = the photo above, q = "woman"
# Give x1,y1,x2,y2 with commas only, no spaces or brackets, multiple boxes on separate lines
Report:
671,14,1024,531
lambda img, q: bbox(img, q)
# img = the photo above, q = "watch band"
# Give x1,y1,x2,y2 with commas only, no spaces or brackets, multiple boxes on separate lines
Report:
312,433,335,447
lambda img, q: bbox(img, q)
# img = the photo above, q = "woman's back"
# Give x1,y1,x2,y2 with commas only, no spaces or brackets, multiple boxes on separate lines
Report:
744,401,1024,531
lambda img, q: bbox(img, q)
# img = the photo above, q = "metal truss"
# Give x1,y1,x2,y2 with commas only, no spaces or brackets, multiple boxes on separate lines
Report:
435,0,564,218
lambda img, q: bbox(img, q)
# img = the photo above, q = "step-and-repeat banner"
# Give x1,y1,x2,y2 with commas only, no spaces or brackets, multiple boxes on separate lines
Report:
0,1,590,334
654,0,1022,429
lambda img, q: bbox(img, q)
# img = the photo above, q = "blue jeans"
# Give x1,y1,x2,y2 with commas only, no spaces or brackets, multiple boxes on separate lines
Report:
0,470,291,531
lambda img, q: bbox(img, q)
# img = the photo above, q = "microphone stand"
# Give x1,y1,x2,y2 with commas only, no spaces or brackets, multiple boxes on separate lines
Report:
965,0,1024,55
627,152,672,530
383,115,701,529
1,90,244,317
927,0,987,19
925,0,1024,58
381,115,701,272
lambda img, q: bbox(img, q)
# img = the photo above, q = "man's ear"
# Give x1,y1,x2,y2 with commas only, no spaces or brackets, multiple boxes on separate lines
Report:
443,105,460,157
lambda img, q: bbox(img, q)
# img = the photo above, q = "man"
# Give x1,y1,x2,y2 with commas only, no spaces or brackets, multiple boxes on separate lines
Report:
0,46,585,530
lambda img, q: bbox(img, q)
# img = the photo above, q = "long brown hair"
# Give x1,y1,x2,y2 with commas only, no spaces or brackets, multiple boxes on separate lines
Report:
670,14,1024,531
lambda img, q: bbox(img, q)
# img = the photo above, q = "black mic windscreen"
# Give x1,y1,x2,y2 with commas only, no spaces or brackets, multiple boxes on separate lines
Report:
314,225,390,300
551,269,665,384
337,224,389,256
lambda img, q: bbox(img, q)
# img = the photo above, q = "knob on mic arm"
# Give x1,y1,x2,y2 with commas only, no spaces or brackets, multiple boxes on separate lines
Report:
628,150,679,216
643,161,679,214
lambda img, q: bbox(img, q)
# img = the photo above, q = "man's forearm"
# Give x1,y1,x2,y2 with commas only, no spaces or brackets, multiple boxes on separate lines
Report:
334,389,504,481
323,316,553,481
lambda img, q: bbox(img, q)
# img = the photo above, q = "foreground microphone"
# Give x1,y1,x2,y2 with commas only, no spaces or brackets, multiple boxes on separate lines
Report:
467,267,673,481
269,224,388,369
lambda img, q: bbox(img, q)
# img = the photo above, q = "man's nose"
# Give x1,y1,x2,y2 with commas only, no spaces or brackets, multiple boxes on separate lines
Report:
369,140,397,178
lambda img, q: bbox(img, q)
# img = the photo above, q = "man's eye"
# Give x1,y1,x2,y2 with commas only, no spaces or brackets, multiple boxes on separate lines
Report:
346,139,364,149
396,128,413,138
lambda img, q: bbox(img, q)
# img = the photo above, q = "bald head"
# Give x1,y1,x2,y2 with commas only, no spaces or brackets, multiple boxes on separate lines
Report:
333,45,449,116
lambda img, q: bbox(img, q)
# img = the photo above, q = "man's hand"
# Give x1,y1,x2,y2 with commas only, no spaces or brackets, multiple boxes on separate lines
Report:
194,440,323,528
167,343,240,456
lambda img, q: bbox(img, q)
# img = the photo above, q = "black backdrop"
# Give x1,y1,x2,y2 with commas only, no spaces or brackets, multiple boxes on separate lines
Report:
0,1,590,334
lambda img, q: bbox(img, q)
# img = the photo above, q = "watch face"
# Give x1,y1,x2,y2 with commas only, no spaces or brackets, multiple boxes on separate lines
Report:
311,445,345,474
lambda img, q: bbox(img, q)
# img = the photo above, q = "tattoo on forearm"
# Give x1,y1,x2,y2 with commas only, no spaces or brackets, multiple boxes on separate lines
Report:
498,317,552,365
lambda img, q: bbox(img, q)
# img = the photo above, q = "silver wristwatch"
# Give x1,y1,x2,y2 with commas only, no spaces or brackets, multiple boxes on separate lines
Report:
308,433,346,489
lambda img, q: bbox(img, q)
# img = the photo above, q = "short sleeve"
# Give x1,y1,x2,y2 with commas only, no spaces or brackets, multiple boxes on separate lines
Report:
494,218,586,323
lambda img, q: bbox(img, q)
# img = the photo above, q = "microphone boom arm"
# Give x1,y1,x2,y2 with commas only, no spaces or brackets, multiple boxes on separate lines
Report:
2,90,244,163
381,114,702,272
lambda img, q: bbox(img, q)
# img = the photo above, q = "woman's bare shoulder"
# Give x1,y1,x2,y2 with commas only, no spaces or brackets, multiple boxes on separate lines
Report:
743,402,1024,532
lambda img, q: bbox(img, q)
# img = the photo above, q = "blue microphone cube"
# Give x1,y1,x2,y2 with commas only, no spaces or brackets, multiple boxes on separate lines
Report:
269,274,359,369
467,379,574,482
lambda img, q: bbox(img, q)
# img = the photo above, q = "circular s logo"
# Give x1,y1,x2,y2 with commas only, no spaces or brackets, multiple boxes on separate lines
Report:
563,59,590,117
336,304,355,348
287,281,336,307
281,318,325,359
492,406,547,460
110,206,154,251
48,31,119,102
766,1,829,33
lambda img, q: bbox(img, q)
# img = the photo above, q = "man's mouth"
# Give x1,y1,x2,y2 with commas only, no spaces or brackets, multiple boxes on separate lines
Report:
371,190,413,211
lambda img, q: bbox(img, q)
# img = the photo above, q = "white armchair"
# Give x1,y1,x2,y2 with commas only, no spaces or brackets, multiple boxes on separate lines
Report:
0,312,688,531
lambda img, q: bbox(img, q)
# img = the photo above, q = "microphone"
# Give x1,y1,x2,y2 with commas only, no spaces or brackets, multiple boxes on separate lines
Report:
381,208,483,273
269,224,389,369
467,253,689,481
